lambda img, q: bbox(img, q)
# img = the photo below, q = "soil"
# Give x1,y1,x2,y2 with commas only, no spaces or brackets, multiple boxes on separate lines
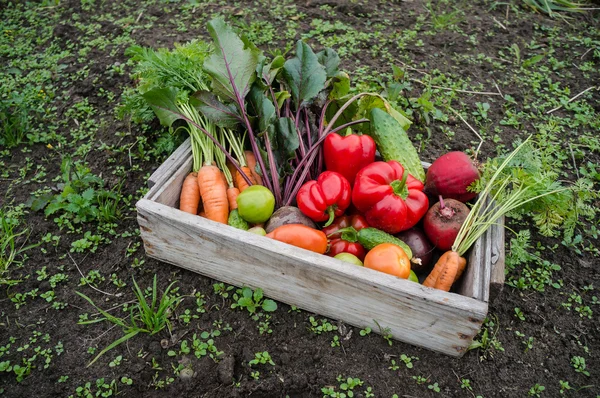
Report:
1,1,599,397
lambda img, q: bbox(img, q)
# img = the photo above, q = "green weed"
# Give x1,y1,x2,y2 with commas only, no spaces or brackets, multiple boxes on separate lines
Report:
77,275,182,366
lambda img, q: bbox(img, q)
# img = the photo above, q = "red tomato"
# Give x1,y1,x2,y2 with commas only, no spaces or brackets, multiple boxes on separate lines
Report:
363,243,411,279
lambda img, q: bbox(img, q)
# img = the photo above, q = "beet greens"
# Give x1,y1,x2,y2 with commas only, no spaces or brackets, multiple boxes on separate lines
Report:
143,18,413,209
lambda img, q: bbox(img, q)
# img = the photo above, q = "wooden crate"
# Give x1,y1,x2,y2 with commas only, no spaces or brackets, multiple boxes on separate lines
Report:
137,138,505,357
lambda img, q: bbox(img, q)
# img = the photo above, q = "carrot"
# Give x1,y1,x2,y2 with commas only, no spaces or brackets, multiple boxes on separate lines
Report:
226,159,238,183
227,186,240,210
235,166,256,192
244,150,263,186
179,172,201,214
422,250,466,291
434,253,459,291
197,165,229,224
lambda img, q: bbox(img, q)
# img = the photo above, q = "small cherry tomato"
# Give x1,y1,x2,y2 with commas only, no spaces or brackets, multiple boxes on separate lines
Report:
327,238,366,261
363,243,411,279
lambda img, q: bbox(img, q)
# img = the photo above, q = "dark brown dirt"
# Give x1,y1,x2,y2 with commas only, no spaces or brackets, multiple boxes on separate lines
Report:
1,1,599,397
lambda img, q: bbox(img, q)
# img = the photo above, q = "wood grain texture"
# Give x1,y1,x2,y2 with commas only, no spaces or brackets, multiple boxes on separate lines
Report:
147,137,191,189
456,196,505,303
137,198,488,357
145,153,193,207
489,215,505,301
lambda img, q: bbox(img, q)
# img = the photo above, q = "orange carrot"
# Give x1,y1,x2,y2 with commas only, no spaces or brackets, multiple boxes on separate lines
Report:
227,186,240,210
244,150,263,186
422,251,450,288
434,254,459,291
179,172,201,214
235,166,256,192
197,165,229,224
423,250,466,291
226,159,238,182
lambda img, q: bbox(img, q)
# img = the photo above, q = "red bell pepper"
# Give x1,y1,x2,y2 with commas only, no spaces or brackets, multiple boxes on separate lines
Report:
296,171,351,226
323,132,376,186
322,215,370,261
352,161,429,234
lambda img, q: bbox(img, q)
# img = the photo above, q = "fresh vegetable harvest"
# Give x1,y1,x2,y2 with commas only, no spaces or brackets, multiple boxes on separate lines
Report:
323,131,376,186
197,164,229,224
296,171,351,226
264,206,317,233
367,107,425,182
322,214,370,261
396,227,434,272
248,226,267,236
228,209,249,231
424,151,480,203
363,243,411,279
266,224,328,254
452,136,572,258
408,270,419,283
179,172,201,214
244,150,263,186
328,238,367,262
422,251,466,291
334,253,364,266
321,214,370,239
352,161,428,234
335,226,413,260
424,136,575,291
236,185,275,224
423,196,470,251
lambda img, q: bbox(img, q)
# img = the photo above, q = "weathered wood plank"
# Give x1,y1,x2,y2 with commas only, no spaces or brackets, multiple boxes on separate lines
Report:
489,215,505,301
460,233,484,300
147,137,191,189
137,199,488,357
145,154,193,207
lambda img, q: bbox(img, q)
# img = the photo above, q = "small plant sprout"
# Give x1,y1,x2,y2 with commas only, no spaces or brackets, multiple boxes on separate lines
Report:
231,287,277,314
359,327,372,336
249,351,275,367
428,382,441,393
528,383,545,397
570,356,590,376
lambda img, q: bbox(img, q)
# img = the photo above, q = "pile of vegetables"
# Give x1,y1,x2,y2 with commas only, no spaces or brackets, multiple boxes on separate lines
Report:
127,19,580,293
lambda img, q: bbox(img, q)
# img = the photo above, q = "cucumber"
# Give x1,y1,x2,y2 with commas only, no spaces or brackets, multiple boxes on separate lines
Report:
368,107,425,182
356,227,413,259
228,209,249,231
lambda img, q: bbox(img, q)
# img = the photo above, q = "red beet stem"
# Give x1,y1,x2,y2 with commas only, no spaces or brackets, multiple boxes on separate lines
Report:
438,195,455,219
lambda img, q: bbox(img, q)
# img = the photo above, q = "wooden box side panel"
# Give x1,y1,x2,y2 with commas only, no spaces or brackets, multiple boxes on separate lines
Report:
147,137,191,189
137,199,488,357
145,152,193,207
457,198,505,303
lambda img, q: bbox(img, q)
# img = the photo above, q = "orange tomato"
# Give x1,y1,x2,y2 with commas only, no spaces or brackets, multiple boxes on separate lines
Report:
363,243,411,279
266,224,328,254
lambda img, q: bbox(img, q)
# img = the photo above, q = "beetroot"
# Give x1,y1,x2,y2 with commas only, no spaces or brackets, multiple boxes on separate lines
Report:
424,151,479,202
423,196,470,251
396,227,435,273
